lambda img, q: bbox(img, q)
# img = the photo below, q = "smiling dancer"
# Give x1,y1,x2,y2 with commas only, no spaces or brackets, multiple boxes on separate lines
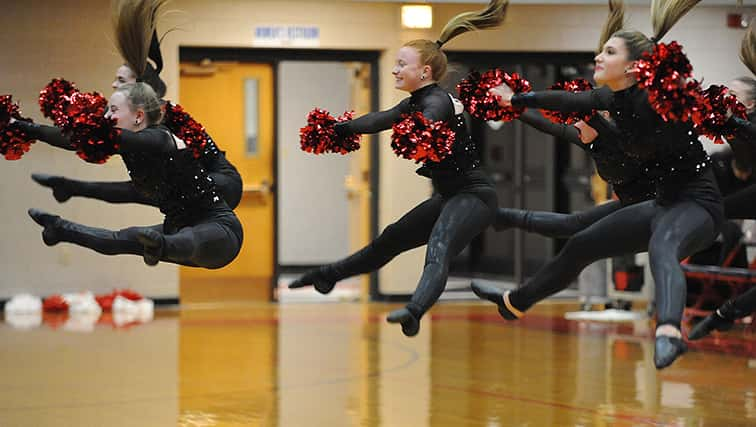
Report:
289,0,508,337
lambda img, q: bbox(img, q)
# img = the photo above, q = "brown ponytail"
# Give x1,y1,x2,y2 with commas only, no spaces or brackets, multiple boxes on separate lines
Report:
597,0,626,52
650,0,701,42
112,0,169,95
437,0,509,46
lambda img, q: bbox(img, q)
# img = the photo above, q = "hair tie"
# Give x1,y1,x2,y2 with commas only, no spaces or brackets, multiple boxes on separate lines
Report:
435,40,444,48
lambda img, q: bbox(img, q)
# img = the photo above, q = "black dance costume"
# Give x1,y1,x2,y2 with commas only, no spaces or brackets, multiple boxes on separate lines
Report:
473,84,723,368
20,123,243,269
289,83,497,336
20,121,243,210
494,109,655,237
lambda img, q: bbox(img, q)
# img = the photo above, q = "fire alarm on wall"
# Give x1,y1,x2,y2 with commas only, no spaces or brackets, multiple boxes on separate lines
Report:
727,13,750,29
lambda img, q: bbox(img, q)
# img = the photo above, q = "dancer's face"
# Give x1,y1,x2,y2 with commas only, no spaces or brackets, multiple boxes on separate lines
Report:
393,47,432,92
594,37,636,89
105,91,145,132
729,79,755,113
112,65,137,90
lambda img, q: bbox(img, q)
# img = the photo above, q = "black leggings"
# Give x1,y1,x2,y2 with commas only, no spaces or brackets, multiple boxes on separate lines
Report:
57,171,243,210
326,192,494,316
50,213,242,269
495,200,623,238
509,199,717,328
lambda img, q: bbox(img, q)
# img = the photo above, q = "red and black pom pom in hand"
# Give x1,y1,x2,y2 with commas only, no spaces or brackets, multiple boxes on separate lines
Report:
299,108,361,155
457,69,532,122
0,95,36,160
695,85,748,144
541,79,595,124
163,102,209,159
39,78,78,122
63,92,120,164
636,42,703,123
391,111,455,163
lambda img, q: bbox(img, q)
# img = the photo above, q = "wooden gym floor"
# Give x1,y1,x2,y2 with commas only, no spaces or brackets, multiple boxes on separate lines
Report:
0,301,754,426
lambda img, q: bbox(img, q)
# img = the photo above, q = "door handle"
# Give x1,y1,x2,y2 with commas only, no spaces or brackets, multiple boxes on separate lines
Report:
344,175,371,200
243,179,273,195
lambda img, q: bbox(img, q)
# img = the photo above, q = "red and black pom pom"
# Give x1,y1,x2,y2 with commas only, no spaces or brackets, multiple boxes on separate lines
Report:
540,79,595,124
163,102,209,159
299,108,361,155
695,85,749,144
457,69,532,122
39,78,78,123
63,92,121,164
0,95,36,160
636,42,703,123
390,111,455,163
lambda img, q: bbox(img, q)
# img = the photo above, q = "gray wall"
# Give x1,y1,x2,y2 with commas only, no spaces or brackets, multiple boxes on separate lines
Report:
277,61,352,265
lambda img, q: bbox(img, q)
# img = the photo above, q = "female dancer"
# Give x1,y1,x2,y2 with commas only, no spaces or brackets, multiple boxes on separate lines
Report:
493,0,655,238
28,0,243,210
289,0,508,337
22,82,242,269
473,0,720,368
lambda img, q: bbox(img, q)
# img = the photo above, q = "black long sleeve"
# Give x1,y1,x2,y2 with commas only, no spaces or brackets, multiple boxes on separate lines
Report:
339,99,409,135
518,110,583,147
338,84,454,135
116,126,176,153
11,120,75,151
512,86,613,113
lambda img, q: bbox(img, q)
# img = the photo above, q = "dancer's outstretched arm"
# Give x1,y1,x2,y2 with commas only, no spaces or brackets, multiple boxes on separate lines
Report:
10,119,75,151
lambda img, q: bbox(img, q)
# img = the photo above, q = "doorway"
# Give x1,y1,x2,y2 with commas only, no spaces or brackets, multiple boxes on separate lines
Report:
178,48,380,303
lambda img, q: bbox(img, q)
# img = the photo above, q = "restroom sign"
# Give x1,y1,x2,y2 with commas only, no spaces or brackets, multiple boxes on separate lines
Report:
254,26,320,47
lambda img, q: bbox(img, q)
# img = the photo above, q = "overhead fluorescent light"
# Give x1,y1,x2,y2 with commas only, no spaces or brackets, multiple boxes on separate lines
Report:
402,5,433,29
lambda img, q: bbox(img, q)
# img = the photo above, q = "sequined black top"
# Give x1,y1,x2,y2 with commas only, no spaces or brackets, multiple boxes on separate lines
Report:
337,84,480,177
518,110,655,205
116,126,227,230
512,85,722,224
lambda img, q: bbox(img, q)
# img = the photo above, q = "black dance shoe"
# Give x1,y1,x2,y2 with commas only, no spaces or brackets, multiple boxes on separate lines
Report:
31,173,73,203
386,304,421,337
471,282,523,320
288,267,337,294
28,208,63,246
688,312,735,340
654,335,687,369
